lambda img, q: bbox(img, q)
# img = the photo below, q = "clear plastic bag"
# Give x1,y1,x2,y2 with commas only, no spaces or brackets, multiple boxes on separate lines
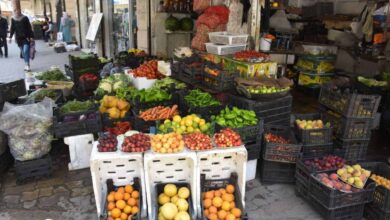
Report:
0,98,54,161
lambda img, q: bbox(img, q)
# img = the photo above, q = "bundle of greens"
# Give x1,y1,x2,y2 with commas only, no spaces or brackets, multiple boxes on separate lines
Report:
36,68,68,81
60,100,95,113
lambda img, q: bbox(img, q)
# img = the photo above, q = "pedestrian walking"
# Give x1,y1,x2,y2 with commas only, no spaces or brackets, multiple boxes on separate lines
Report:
44,19,54,42
59,12,75,43
0,11,8,58
9,7,34,71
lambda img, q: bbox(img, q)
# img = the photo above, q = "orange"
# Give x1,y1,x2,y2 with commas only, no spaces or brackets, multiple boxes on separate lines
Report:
117,187,125,194
208,213,217,220
226,213,236,220
231,208,241,218
214,190,222,197
222,194,232,202
116,200,126,210
125,185,134,194
127,198,137,206
120,212,128,220
131,206,139,214
217,210,227,219
107,217,114,220
131,191,140,199
209,206,217,214
124,193,131,201
219,188,226,195
204,209,209,217
109,191,116,197
107,194,115,202
230,201,235,208
107,202,116,211
221,201,231,211
203,198,212,208
226,184,235,194
114,192,124,201
212,196,223,208
123,205,132,214
205,191,214,200
111,208,121,218
127,216,132,220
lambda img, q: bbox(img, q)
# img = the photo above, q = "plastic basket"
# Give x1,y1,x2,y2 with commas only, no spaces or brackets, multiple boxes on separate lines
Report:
131,94,176,113
319,86,381,118
302,143,333,159
215,120,264,144
294,113,332,145
144,150,197,220
202,64,239,93
208,32,249,45
101,111,132,128
364,203,390,220
89,143,147,218
0,79,26,103
64,64,100,84
195,146,247,217
334,138,369,162
246,139,262,160
68,54,100,71
259,156,296,184
263,125,302,163
371,163,390,212
295,177,310,199
264,114,291,126
308,171,376,209
131,110,157,133
205,43,247,55
15,154,52,185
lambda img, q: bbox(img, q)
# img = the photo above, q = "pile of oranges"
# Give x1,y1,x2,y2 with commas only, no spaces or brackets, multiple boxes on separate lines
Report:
106,184,140,220
202,184,242,220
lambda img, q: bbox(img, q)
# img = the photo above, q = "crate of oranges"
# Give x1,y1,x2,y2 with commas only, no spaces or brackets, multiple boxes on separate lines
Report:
103,178,142,220
201,172,247,220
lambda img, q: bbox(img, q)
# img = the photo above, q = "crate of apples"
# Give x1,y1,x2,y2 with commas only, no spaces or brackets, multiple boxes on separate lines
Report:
105,183,140,220
337,164,371,189
304,155,345,172
122,133,151,153
98,133,118,152
184,132,213,151
315,173,353,192
151,133,185,153
214,128,242,148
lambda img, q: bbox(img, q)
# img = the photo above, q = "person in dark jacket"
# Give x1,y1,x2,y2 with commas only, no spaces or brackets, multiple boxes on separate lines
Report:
0,11,8,58
9,8,34,71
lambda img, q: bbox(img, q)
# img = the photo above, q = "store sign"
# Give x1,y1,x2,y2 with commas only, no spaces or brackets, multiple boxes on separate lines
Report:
86,13,103,41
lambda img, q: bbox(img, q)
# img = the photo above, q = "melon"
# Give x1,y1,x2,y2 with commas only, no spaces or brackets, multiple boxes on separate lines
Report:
180,17,194,31
165,15,180,31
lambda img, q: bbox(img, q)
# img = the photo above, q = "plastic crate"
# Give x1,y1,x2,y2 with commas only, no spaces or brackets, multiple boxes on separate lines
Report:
364,203,390,220
68,54,100,71
371,163,390,212
144,150,197,220
265,114,291,126
100,178,142,220
0,147,13,175
195,146,247,217
302,143,333,159
202,65,239,93
101,111,132,128
295,177,309,199
53,109,103,138
334,138,369,162
205,43,247,55
319,86,381,118
309,171,376,209
131,94,176,113
294,113,332,145
78,78,99,92
208,32,249,45
263,125,302,163
246,139,262,160
200,173,248,220
15,154,52,184
64,64,100,84
259,156,296,184
215,120,264,144
89,143,147,218
0,79,27,103
131,110,157,133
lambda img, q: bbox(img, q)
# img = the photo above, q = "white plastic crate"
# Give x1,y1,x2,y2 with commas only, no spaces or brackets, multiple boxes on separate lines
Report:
246,159,258,181
144,150,197,220
205,43,247,55
90,142,147,218
195,146,247,218
209,32,249,45
64,134,94,171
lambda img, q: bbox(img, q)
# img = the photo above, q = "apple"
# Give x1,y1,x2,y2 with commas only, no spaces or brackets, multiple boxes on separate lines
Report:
347,177,355,185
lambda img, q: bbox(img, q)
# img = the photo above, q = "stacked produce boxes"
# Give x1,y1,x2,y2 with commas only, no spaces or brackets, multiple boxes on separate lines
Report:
296,54,336,89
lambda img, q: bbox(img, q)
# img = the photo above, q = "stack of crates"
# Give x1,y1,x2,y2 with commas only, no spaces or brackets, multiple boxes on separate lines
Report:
319,86,381,161
296,54,336,89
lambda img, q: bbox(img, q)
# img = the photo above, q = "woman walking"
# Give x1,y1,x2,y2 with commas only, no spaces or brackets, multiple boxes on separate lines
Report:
60,12,74,43
9,7,34,71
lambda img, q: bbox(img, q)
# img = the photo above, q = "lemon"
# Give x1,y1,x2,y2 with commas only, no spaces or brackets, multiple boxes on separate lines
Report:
173,115,181,123
199,119,206,126
193,116,201,123
164,184,178,197
195,128,201,132
164,119,171,124
192,122,199,128
185,119,193,127
200,124,209,132
186,127,194,133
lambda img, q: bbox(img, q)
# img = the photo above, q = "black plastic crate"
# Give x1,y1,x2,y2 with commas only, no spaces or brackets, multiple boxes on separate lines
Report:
294,113,332,145
319,86,381,118
215,120,264,144
0,79,27,103
364,203,390,220
263,125,302,163
259,156,296,184
15,154,52,184
227,94,293,115
68,54,100,71
155,182,196,220
131,94,177,113
0,147,13,175
264,114,291,126
309,171,376,209
371,163,390,212
200,172,248,220
308,194,365,220
295,177,309,199
302,143,333,159
201,63,239,93
246,138,262,160
131,110,157,133
101,111,132,128
53,109,102,138
334,138,369,162
64,64,100,84
100,178,142,220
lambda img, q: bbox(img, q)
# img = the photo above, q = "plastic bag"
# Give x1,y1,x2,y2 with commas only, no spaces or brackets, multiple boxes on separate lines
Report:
0,98,54,161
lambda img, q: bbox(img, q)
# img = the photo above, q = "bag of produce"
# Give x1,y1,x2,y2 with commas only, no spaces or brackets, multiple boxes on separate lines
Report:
0,98,54,161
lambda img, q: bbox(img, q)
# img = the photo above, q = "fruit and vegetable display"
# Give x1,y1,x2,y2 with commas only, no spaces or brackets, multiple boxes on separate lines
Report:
152,77,186,91
131,60,162,79
214,128,242,148
99,95,130,119
95,74,131,97
212,107,257,128
130,88,172,103
105,184,140,219
36,68,68,81
370,174,390,189
295,119,330,130
122,133,151,153
184,89,221,107
151,133,185,153
105,121,132,136
246,86,289,94
204,66,222,77
184,132,213,151
138,105,179,122
337,164,371,189
235,77,293,99
98,133,118,152
159,114,211,134
357,76,388,87
157,184,191,220
233,50,269,62
295,58,334,74
315,173,354,192
303,155,345,171
264,133,290,144
128,48,146,56
202,184,242,220
79,73,99,87
60,100,95,113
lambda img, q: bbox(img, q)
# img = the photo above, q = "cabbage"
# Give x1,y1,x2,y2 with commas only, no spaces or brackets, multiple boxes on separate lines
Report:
113,81,126,92
99,82,113,93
